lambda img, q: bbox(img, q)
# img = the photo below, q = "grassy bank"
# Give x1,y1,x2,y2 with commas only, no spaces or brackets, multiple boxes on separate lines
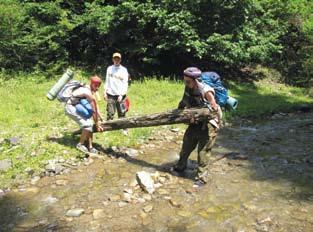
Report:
0,75,312,188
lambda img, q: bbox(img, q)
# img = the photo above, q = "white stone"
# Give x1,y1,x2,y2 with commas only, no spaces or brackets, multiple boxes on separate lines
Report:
136,171,155,194
66,208,84,217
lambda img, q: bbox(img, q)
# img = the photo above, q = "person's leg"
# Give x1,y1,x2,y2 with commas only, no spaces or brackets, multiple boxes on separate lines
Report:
116,97,126,119
76,129,91,153
196,123,218,183
116,97,128,135
107,96,116,120
174,126,199,172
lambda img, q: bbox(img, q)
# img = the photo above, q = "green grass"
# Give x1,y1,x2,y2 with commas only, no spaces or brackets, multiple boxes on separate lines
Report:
0,75,312,188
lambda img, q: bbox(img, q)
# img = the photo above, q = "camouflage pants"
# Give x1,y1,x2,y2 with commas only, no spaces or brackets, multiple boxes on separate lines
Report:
106,94,127,120
175,123,218,182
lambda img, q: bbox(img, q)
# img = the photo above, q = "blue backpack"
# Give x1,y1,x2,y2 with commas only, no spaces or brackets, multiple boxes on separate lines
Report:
199,72,228,107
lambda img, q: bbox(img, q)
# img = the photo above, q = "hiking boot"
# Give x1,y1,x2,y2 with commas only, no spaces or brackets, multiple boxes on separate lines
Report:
89,147,99,154
76,143,89,154
193,179,206,188
173,165,186,173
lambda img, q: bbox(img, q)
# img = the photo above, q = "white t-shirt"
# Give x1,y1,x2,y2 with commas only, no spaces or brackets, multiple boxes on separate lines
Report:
105,64,129,96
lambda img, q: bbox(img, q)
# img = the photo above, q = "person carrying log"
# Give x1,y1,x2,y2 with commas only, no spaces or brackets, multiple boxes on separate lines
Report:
173,67,222,186
64,76,104,154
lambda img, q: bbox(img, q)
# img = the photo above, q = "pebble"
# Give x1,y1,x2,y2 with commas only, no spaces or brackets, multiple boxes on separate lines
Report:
0,189,4,197
123,188,133,194
93,209,105,219
30,176,40,185
169,199,182,208
140,211,148,219
56,179,69,186
257,216,273,225
123,193,132,202
42,196,58,205
143,204,153,213
143,194,152,201
0,159,12,171
25,167,34,176
158,189,169,195
170,128,180,133
109,195,121,202
9,137,20,146
66,208,85,217
177,210,192,217
118,202,128,207
125,148,139,157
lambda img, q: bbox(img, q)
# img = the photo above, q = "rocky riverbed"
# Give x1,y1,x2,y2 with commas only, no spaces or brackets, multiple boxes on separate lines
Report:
0,112,312,231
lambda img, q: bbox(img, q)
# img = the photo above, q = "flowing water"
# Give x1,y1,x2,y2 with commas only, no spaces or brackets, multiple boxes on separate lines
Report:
0,112,312,232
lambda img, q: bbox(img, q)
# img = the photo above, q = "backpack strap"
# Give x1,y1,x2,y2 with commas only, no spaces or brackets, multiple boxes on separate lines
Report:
67,83,85,105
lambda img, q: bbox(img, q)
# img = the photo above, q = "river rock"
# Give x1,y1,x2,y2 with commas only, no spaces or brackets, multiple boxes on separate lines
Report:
25,167,34,176
177,210,192,217
257,216,273,225
8,137,20,146
56,179,69,186
136,171,155,194
30,176,40,185
125,148,139,157
123,193,132,202
158,189,169,195
170,128,180,133
93,209,105,219
143,194,152,201
42,196,58,205
143,204,153,213
0,189,4,197
109,194,121,202
66,208,85,217
118,202,128,207
0,159,12,171
169,199,182,208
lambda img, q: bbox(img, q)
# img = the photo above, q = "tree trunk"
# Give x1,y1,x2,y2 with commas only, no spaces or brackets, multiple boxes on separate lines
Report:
98,108,216,132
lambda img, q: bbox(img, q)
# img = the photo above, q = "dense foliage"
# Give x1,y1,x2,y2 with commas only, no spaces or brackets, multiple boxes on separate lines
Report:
0,0,312,85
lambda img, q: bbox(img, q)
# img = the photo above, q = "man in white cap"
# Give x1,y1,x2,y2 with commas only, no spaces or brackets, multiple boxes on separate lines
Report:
103,52,129,135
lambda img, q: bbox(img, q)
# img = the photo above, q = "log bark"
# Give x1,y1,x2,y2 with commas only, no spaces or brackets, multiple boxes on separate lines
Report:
98,108,216,132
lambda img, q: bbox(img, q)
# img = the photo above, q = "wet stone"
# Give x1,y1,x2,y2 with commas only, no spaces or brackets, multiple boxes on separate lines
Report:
125,148,139,157
143,204,153,213
136,171,155,194
56,179,69,186
118,202,128,207
158,189,169,195
109,195,121,202
93,209,105,219
123,193,132,202
0,189,4,197
66,208,85,217
42,196,58,205
177,210,192,217
25,167,34,176
143,194,152,201
30,176,40,185
169,199,182,208
257,216,273,225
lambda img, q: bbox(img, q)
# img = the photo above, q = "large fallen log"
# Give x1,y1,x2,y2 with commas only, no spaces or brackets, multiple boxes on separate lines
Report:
98,108,216,132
